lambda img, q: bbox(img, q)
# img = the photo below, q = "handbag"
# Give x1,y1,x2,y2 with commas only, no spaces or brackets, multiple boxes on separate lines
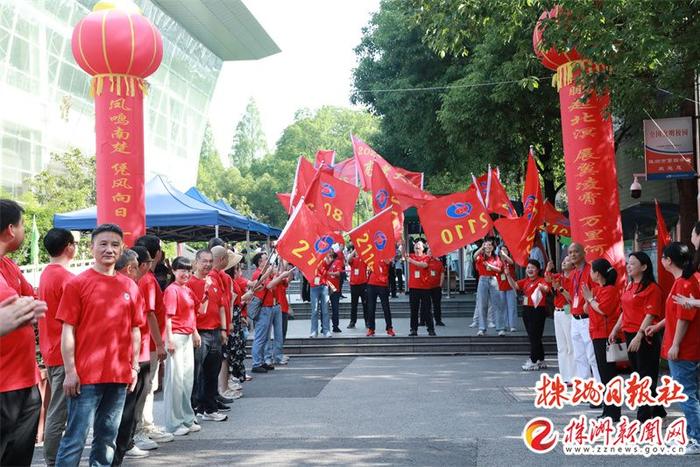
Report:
606,340,628,363
248,296,262,321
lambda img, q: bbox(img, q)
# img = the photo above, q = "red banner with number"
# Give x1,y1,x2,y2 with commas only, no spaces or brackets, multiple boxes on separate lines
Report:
348,207,396,272
333,158,357,185
543,200,571,237
417,189,494,258
370,162,404,240
289,157,316,213
314,150,336,169
276,200,335,282
303,169,359,232
471,169,517,218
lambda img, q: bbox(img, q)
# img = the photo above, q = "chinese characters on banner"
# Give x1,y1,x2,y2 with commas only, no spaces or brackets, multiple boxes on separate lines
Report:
558,80,624,270
94,89,145,245
643,117,695,180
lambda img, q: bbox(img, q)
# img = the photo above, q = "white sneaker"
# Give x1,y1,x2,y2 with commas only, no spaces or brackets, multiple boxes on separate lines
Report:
522,360,538,371
228,379,243,390
488,322,496,328
277,356,290,365
145,428,173,443
536,360,548,369
201,411,227,422
510,328,517,332
684,439,700,455
309,331,317,338
324,331,332,337
172,426,189,436
134,432,158,450
222,388,243,400
477,330,485,336
125,446,149,458
188,423,201,433
498,330,506,336
469,322,478,328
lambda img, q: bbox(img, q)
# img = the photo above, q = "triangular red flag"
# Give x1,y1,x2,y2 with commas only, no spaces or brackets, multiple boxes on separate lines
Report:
333,158,357,185
655,199,674,299
543,200,571,237
370,162,405,241
314,150,336,169
348,207,396,271
303,168,359,232
276,193,291,213
289,156,317,213
471,169,516,218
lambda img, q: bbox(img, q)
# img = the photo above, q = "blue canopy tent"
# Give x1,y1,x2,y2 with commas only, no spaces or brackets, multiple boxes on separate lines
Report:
53,176,258,242
214,198,281,238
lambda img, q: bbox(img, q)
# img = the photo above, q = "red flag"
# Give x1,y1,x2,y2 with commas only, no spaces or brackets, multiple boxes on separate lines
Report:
395,167,424,189
314,150,336,170
276,193,291,213
303,169,359,232
471,169,516,218
370,162,404,240
522,149,543,223
417,189,494,257
276,200,335,282
289,156,316,213
655,200,674,299
543,200,571,237
348,207,396,271
333,158,357,185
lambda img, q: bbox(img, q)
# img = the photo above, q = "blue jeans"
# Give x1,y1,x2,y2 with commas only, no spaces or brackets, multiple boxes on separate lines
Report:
265,305,285,364
501,289,517,329
55,383,126,467
668,359,700,443
310,285,329,335
252,306,273,368
476,276,503,331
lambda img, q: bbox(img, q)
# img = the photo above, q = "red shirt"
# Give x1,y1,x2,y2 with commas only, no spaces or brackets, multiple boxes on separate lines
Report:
0,256,35,297
475,254,502,278
546,271,571,308
662,277,700,361
495,262,512,292
589,284,621,339
217,270,233,329
568,263,594,316
426,257,444,289
138,272,165,352
57,268,145,385
276,279,289,313
252,269,276,307
517,277,548,308
119,273,150,363
234,276,248,316
327,259,343,292
38,264,75,367
0,284,39,392
188,274,225,330
312,262,330,288
348,257,368,285
368,261,389,287
163,282,198,335
620,281,663,333
408,254,430,289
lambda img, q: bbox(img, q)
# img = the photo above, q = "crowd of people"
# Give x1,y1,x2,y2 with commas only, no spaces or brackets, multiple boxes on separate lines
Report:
0,199,294,466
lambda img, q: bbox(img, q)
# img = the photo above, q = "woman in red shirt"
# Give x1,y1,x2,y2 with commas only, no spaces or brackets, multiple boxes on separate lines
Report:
581,258,621,422
498,245,517,333
506,259,549,370
223,261,247,394
475,238,504,336
646,242,700,451
426,246,445,326
608,252,666,422
406,240,435,336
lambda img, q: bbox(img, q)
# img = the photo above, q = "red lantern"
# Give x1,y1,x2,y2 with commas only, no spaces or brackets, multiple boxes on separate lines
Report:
71,0,163,245
533,7,624,273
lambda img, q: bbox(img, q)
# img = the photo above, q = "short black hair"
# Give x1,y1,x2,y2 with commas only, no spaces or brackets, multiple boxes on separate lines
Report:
0,199,24,232
172,256,192,270
252,252,266,267
43,228,74,257
91,223,123,241
135,234,161,259
131,245,151,266
208,237,226,250
195,249,212,262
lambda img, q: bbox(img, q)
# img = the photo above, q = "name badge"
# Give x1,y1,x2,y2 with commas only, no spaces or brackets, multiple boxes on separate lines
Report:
354,269,359,275
573,296,579,308
523,297,529,306
500,274,506,281
314,277,320,286
414,271,420,279
431,271,436,276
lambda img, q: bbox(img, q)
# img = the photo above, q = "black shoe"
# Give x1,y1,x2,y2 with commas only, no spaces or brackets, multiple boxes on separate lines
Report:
340,295,347,299
428,330,436,336
435,321,446,326
194,405,204,415
262,363,275,370
347,323,356,329
333,327,342,333
252,366,268,373
216,401,231,412
391,295,398,298
408,331,418,337
217,395,234,404
589,403,602,409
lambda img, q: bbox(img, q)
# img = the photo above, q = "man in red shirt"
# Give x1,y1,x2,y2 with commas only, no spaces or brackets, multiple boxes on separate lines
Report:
366,258,395,336
426,247,445,326
38,228,76,466
347,246,368,329
328,252,344,333
406,240,435,336
55,224,144,466
0,199,48,466
188,249,228,421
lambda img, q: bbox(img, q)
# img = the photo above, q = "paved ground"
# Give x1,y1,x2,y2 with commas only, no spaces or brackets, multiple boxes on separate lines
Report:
32,356,697,466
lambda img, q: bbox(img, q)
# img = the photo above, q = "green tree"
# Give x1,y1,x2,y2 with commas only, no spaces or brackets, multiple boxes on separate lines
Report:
228,97,269,170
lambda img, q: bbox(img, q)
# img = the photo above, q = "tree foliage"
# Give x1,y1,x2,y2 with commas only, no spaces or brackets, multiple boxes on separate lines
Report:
228,98,268,170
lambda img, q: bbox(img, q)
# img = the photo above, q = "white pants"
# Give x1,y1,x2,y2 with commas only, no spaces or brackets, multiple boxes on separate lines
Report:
138,350,160,433
570,316,600,382
554,309,575,382
164,333,196,432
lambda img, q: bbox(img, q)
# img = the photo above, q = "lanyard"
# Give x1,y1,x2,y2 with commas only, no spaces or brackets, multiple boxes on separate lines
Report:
572,264,586,298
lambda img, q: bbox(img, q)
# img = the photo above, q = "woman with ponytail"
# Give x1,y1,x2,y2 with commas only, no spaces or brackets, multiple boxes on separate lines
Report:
581,258,621,422
646,242,700,454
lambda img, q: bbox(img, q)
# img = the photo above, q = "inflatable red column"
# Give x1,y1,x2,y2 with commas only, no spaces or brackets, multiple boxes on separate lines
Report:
71,1,162,245
533,7,624,270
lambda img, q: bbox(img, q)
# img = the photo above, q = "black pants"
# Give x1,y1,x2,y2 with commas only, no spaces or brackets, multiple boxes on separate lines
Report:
0,385,40,466
283,312,289,339
396,269,404,292
624,331,667,422
330,291,341,328
193,329,222,413
113,362,151,466
388,264,397,297
522,306,546,363
339,272,347,295
431,287,443,323
367,285,392,331
592,338,622,421
350,283,368,325
410,289,434,332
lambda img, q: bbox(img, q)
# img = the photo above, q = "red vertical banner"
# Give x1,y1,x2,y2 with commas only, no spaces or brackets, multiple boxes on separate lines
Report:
95,87,145,246
655,200,674,299
559,77,624,270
